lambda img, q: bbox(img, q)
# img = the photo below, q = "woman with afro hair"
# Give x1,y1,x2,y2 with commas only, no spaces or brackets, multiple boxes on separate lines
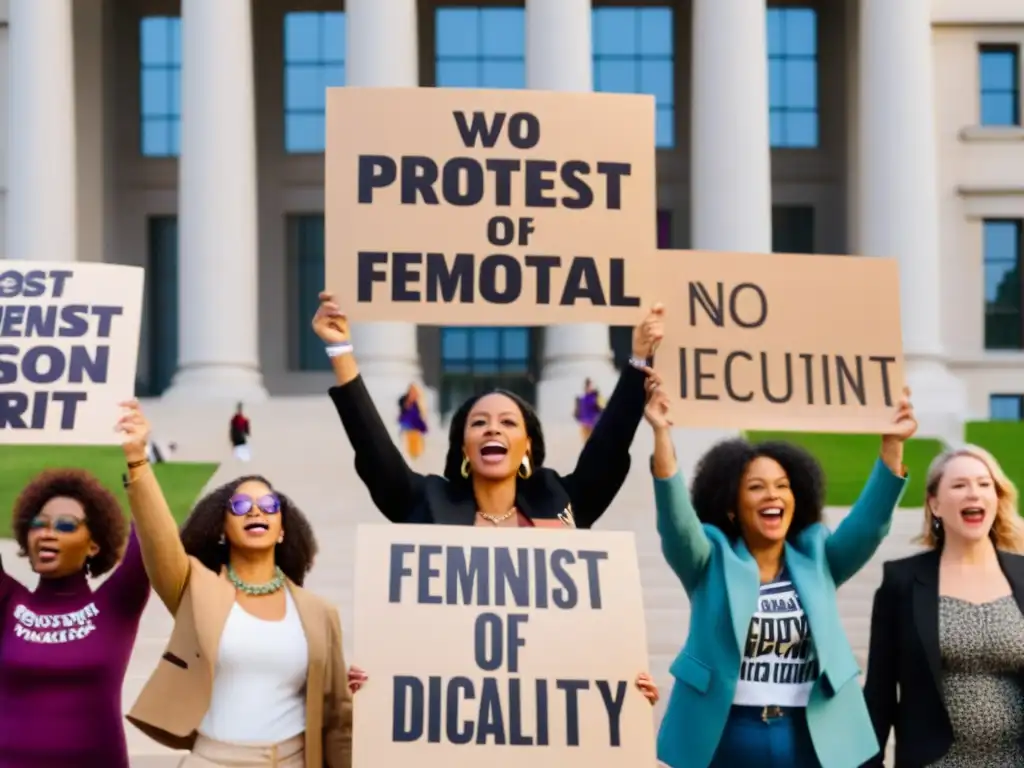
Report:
0,458,150,767
116,401,352,768
646,382,918,768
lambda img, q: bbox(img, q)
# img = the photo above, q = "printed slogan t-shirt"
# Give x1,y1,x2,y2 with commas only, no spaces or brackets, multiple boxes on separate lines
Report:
733,569,820,708
0,527,150,768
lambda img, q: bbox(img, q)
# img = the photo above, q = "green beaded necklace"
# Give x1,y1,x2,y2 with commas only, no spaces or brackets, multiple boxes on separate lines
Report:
227,564,286,596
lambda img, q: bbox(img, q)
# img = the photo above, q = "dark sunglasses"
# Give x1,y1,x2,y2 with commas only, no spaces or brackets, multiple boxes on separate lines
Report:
29,515,84,534
228,493,281,516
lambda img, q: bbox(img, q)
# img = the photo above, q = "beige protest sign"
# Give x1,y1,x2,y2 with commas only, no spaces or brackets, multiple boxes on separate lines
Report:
0,261,144,445
325,87,657,325
657,250,904,433
353,523,656,767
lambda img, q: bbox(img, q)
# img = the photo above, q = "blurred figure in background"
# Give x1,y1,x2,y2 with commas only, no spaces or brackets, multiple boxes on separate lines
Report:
574,378,604,443
229,403,251,462
397,384,427,460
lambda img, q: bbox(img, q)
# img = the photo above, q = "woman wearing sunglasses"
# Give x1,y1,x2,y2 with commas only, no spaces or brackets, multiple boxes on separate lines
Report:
116,401,352,768
0,466,150,768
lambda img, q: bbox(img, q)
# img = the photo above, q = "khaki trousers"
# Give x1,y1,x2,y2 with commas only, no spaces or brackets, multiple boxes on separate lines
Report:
178,733,305,768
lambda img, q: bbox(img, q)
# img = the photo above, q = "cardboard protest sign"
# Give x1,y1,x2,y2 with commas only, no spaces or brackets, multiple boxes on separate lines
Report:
0,262,144,445
657,250,905,433
325,87,657,325
353,523,656,767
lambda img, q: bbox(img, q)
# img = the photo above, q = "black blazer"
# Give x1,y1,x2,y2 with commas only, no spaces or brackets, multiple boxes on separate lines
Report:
328,365,648,527
863,548,1024,767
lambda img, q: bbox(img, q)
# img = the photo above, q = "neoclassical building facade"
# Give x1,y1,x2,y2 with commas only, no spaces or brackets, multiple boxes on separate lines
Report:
2,0,1023,435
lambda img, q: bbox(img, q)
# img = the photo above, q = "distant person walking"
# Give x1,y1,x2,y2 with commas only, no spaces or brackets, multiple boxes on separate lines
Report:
574,378,604,443
229,404,251,462
397,384,427,460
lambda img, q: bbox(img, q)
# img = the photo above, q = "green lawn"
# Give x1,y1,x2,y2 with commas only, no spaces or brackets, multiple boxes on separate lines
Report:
0,446,218,539
744,432,944,508
964,421,1024,496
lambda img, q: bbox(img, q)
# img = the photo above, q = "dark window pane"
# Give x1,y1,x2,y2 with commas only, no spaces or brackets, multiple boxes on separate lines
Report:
436,8,481,57
639,8,673,57
983,220,1023,350
283,12,346,153
140,16,182,157
285,114,326,154
772,206,815,254
767,8,819,148
982,93,1017,126
980,50,1017,91
990,395,1023,421
481,9,524,57
594,9,638,56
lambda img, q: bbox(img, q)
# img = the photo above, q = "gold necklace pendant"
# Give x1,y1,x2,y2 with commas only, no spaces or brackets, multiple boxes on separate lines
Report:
478,507,516,525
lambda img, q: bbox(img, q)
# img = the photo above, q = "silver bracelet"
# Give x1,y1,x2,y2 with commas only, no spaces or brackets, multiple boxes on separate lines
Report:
325,342,354,358
628,355,649,370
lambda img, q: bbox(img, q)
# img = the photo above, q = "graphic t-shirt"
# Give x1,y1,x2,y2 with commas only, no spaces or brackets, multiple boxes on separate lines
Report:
0,527,150,768
732,568,820,708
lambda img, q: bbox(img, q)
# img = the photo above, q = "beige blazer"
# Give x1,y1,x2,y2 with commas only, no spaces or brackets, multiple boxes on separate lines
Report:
123,466,353,768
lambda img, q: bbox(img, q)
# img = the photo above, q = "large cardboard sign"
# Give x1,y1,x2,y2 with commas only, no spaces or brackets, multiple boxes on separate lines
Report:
0,261,144,445
657,250,905,433
353,524,656,767
325,87,657,325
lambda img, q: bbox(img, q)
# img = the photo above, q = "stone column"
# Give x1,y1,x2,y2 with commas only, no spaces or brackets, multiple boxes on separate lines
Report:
345,0,426,415
858,0,966,440
163,0,267,402
527,0,618,420
691,0,772,252
7,0,77,262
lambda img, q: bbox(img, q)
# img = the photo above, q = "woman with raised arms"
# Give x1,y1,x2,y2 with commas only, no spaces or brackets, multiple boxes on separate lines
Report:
646,380,916,768
117,401,352,768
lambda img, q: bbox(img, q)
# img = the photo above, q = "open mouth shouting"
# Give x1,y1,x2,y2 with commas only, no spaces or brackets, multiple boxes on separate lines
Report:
479,441,508,465
757,506,785,529
34,543,61,565
959,507,986,526
243,520,271,537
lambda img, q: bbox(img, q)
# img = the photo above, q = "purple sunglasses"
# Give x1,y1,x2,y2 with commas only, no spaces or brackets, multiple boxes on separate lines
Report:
228,493,281,516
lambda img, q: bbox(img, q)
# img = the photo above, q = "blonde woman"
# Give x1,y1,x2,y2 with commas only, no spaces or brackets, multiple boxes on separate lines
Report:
864,446,1024,767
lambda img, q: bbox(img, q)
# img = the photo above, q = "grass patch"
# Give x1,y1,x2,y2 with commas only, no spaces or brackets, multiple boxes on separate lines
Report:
744,432,944,507
964,421,1024,495
0,446,218,538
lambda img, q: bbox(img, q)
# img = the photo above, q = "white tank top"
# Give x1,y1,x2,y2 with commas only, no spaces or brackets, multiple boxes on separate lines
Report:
199,590,309,743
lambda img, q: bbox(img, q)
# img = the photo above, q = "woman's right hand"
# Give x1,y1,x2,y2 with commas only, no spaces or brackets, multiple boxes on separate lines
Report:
312,291,351,345
348,665,368,694
117,400,151,464
644,375,673,431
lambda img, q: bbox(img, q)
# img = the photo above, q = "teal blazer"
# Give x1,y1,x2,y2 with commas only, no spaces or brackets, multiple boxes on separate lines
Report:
654,458,907,768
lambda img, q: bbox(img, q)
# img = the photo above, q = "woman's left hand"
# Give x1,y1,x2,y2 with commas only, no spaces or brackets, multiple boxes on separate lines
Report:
348,665,368,694
880,387,917,475
635,672,659,706
632,303,665,359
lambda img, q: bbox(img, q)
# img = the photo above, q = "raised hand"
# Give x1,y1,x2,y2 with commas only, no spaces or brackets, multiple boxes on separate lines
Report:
632,303,665,359
311,291,351,345
116,400,151,464
644,382,673,431
880,386,917,475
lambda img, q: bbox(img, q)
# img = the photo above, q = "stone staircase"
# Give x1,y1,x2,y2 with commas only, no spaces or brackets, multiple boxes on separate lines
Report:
1,399,918,766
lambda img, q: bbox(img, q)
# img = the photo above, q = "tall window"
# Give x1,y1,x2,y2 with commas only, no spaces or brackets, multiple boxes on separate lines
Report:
140,17,182,157
592,7,675,148
772,206,815,253
979,45,1021,126
439,328,534,413
147,217,179,395
767,7,818,148
288,215,331,371
284,12,346,153
990,394,1024,421
983,219,1023,350
435,7,525,88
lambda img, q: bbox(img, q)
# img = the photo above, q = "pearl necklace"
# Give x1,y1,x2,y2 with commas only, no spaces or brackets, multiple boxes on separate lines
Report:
477,508,517,525
227,564,286,596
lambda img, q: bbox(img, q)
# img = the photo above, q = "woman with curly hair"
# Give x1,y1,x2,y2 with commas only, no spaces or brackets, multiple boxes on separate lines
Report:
116,401,351,768
646,381,917,768
864,445,1024,767
0,459,150,767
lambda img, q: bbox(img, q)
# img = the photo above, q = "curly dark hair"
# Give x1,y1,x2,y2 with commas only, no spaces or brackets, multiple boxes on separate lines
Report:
12,468,128,577
690,438,826,541
443,389,547,485
178,475,318,586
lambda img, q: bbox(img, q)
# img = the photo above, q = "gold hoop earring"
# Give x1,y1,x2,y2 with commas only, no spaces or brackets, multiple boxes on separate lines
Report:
518,454,533,479
460,456,471,478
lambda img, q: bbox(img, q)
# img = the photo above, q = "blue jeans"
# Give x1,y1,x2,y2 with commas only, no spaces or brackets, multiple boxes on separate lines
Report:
709,706,821,767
